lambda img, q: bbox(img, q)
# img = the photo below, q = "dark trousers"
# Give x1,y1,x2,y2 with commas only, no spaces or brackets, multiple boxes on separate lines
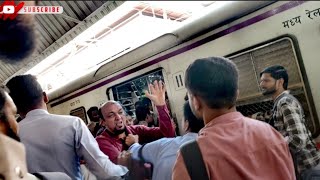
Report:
300,163,320,180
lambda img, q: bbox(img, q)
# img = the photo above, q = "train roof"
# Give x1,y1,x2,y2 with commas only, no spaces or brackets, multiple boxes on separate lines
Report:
47,1,274,102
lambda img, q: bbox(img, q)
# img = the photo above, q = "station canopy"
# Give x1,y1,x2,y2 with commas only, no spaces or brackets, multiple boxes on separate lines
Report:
25,1,216,93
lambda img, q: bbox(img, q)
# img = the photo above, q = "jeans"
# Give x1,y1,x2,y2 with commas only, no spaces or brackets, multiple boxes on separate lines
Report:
301,163,320,180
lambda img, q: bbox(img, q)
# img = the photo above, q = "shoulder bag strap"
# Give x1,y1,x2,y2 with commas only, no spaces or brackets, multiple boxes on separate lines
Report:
180,140,209,180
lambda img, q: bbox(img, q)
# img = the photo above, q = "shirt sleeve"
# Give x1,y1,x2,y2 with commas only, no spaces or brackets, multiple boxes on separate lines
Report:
279,100,308,151
95,136,120,164
128,139,165,164
172,151,191,180
74,118,128,179
134,105,175,143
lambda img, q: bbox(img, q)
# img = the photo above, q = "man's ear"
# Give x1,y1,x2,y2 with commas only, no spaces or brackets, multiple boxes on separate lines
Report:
278,78,284,88
43,92,49,103
192,95,201,111
184,120,189,132
236,89,240,101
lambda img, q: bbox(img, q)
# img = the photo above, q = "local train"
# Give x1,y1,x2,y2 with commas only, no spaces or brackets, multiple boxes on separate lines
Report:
46,1,320,137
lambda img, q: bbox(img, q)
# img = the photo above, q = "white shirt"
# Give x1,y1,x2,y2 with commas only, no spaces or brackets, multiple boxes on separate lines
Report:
19,109,128,180
129,132,198,180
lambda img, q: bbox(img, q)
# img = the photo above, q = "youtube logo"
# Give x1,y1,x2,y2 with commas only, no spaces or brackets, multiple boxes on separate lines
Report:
3,5,14,14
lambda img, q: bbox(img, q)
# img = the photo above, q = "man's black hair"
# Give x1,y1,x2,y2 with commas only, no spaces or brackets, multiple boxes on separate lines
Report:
87,106,99,122
185,57,239,109
6,74,43,114
260,65,289,90
135,105,151,122
183,101,204,133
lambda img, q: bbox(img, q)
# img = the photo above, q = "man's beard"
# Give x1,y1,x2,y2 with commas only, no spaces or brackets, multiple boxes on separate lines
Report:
262,87,277,96
113,127,126,135
0,15,36,64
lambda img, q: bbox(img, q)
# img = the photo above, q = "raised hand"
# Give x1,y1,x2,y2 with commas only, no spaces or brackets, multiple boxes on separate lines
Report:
144,80,166,106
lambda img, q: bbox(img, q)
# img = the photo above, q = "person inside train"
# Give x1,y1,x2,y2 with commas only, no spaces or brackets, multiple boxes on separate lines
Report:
6,74,128,180
124,110,134,126
86,106,101,137
123,101,204,180
135,97,157,127
172,56,296,180
260,65,320,179
135,103,155,127
95,80,175,164
0,86,72,180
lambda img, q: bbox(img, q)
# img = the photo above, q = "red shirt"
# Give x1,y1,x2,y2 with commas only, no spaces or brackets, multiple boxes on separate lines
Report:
96,105,175,163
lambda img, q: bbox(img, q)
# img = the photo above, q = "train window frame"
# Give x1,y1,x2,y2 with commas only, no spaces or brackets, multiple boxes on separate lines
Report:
225,35,319,137
107,67,171,123
70,106,88,124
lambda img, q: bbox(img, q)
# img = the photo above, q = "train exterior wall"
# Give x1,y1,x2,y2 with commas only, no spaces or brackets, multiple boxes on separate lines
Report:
48,1,320,135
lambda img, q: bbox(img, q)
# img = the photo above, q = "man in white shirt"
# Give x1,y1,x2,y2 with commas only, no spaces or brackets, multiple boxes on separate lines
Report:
6,74,128,180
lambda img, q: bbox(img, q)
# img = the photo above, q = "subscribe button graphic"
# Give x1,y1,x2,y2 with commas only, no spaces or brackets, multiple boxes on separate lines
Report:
3,5,14,14
1,5,63,14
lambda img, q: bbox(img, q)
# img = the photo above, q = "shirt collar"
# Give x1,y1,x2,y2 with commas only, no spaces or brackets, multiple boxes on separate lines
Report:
184,132,198,138
103,126,129,138
25,109,49,118
204,111,243,128
274,90,290,102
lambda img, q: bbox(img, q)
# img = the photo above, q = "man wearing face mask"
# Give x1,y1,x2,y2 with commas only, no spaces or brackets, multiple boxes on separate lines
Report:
260,65,320,179
96,80,175,164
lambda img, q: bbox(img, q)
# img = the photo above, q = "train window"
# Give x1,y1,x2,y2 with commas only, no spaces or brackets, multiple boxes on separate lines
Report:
111,68,165,118
228,37,318,136
70,106,88,124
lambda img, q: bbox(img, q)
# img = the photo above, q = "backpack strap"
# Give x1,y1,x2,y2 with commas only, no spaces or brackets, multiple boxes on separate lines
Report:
180,140,209,180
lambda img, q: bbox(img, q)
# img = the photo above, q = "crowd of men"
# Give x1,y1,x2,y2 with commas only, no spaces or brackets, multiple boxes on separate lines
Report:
1,1,320,180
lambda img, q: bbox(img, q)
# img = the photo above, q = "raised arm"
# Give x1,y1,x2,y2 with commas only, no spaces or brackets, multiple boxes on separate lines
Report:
134,81,175,142
74,119,128,179
156,104,175,137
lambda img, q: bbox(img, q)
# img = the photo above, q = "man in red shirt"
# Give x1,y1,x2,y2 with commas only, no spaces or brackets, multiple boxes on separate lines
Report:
96,80,175,163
